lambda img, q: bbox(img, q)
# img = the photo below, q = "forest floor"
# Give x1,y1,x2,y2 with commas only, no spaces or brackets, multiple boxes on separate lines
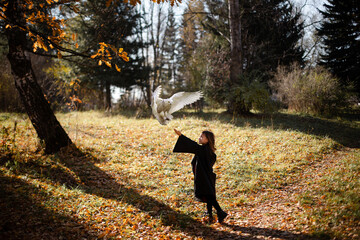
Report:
0,110,359,239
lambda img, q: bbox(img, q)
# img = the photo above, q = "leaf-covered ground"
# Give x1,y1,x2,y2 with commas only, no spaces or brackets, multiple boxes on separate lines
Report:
1,110,359,239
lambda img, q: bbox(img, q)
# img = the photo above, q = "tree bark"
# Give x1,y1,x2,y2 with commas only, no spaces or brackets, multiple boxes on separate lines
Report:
6,0,72,154
228,0,250,115
228,0,243,81
105,80,112,111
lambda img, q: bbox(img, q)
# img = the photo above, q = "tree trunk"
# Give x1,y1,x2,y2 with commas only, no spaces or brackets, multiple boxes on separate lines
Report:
105,80,112,111
6,0,72,154
228,0,242,81
145,82,152,107
228,0,250,115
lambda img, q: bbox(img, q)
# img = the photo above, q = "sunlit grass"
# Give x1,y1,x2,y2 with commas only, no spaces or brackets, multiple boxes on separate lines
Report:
1,110,359,239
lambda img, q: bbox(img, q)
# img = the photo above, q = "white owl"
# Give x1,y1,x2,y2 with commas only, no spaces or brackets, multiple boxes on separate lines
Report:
151,85,203,125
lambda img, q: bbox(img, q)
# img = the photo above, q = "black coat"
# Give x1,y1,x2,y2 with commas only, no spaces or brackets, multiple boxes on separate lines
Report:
173,134,217,202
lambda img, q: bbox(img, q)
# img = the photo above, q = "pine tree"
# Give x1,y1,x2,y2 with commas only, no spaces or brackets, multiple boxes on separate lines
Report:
243,0,304,74
73,0,148,110
0,0,177,153
178,1,206,92
317,0,360,96
203,0,304,114
161,7,179,91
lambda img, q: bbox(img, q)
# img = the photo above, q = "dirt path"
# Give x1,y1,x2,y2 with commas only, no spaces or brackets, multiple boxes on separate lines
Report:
206,149,352,240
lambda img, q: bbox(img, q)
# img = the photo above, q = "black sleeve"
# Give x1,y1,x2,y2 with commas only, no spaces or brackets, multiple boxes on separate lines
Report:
173,135,200,154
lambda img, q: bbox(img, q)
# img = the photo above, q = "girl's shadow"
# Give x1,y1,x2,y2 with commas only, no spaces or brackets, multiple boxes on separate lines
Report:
54,145,314,239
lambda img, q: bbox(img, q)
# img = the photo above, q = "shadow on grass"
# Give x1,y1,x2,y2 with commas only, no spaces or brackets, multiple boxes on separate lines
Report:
52,146,314,239
0,174,97,240
177,110,360,148
0,145,319,239
223,223,329,240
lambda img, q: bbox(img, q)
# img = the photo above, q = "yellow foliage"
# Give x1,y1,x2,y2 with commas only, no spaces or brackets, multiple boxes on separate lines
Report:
1,0,182,73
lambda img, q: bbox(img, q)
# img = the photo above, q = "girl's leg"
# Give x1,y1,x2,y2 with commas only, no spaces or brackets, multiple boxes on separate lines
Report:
208,195,222,213
208,195,228,223
206,200,213,218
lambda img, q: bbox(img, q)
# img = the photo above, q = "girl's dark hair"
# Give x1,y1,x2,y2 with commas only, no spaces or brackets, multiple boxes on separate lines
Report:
202,130,216,152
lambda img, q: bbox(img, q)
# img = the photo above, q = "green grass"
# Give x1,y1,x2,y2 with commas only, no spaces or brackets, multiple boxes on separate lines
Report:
298,149,360,239
0,110,359,239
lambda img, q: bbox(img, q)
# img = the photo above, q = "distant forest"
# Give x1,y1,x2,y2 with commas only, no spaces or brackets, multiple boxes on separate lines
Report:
1,0,359,116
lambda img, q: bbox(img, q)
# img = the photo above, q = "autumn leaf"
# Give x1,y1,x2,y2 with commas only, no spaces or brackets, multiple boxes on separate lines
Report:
106,0,113,7
0,111,358,239
105,61,111,68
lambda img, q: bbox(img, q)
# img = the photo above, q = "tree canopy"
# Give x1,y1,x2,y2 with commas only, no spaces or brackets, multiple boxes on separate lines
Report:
0,0,181,153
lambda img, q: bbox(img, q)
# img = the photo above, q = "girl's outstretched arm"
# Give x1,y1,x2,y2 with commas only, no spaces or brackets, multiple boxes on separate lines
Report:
173,131,199,154
174,129,182,136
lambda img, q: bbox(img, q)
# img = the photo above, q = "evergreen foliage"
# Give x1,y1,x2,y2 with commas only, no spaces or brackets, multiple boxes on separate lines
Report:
242,0,304,75
177,1,206,92
159,7,180,91
72,0,149,109
317,0,360,96
200,0,304,113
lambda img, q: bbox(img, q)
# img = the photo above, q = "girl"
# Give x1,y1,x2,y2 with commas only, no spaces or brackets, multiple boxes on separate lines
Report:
173,129,228,223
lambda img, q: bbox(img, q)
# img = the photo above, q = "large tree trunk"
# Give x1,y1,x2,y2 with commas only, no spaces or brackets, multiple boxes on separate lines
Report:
6,0,72,154
228,0,250,115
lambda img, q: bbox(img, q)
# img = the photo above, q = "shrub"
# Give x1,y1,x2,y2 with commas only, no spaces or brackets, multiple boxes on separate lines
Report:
229,72,278,114
270,64,348,116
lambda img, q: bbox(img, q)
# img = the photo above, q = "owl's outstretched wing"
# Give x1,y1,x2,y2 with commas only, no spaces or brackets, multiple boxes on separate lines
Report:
152,85,162,106
169,91,203,114
151,86,162,122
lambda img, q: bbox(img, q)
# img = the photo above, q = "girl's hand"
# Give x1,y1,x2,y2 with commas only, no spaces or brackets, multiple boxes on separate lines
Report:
174,129,182,136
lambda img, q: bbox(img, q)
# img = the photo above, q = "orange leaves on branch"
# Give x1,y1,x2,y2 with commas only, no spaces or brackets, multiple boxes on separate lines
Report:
69,95,82,104
3,0,178,67
57,51,62,59
68,93,82,110
3,1,79,57
69,78,81,90
105,61,112,68
33,35,48,52
22,2,69,54
91,42,129,71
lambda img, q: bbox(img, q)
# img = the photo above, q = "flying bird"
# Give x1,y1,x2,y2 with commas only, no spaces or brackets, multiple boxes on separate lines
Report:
151,85,203,125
